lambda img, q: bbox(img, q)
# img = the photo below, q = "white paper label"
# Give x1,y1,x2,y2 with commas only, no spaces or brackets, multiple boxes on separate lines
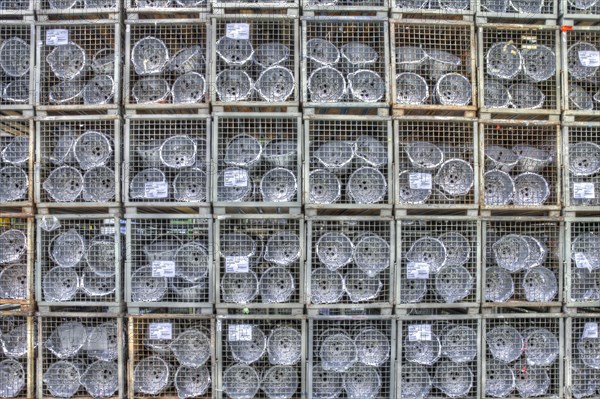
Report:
145,182,169,198
579,51,600,67
574,183,595,199
583,322,599,339
409,173,432,190
408,324,432,341
228,325,253,341
226,23,250,40
152,260,176,277
574,252,592,270
226,256,249,273
101,226,116,235
46,29,68,46
149,323,172,340
407,262,430,279
224,170,248,187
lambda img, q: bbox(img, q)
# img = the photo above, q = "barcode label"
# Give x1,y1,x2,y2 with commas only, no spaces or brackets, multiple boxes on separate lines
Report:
226,23,250,40
149,323,172,340
408,324,432,341
229,325,253,341
574,183,595,199
407,262,429,279
46,29,68,46
583,322,598,339
579,51,600,67
224,169,248,187
574,253,592,271
226,256,249,273
152,260,176,277
145,182,169,198
409,173,432,190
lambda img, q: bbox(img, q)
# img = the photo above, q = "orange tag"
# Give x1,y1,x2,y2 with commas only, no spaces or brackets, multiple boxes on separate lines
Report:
561,25,573,32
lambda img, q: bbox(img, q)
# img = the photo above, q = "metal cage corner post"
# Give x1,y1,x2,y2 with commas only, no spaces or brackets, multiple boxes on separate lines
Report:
0,21,35,112
565,314,600,399
0,117,34,211
564,217,600,309
0,311,35,399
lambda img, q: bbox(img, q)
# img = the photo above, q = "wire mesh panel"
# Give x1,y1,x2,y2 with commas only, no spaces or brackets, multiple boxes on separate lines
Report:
482,315,563,399
0,22,34,110
564,123,600,209
36,215,122,309
391,0,474,15
213,0,298,11
398,316,480,399
0,118,32,207
478,25,560,115
0,0,34,18
217,315,305,399
566,315,600,399
129,314,213,399
563,27,600,115
212,113,301,210
565,219,600,308
36,116,119,207
126,0,208,15
125,215,212,310
394,118,478,210
397,217,479,309
308,316,394,399
304,117,392,211
302,17,389,108
476,0,556,18
0,217,33,308
306,217,394,309
562,0,600,21
36,0,119,15
303,0,388,14
0,312,34,399
124,116,210,207
482,219,562,308
211,16,298,106
124,20,209,110
216,216,303,310
38,313,124,399
390,20,476,112
480,121,561,210
36,21,120,109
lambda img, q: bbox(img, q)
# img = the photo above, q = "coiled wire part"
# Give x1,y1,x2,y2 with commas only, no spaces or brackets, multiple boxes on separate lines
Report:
133,356,169,395
43,361,84,398
0,359,25,398
259,266,295,303
522,266,557,302
347,166,387,204
74,131,112,171
175,365,211,399
486,325,523,362
262,365,299,399
486,42,522,80
310,268,344,304
132,77,170,104
308,66,346,103
216,36,254,66
309,169,341,204
221,271,259,304
46,42,86,80
80,360,119,398
255,66,295,102
260,168,297,202
222,364,260,399
83,75,115,105
353,234,390,277
170,328,210,368
267,327,302,366
396,73,429,104
513,172,550,205
344,267,382,303
82,166,115,203
216,69,253,102
131,37,169,75
347,70,385,103
435,73,472,106
485,266,515,302
343,363,381,399
0,37,29,77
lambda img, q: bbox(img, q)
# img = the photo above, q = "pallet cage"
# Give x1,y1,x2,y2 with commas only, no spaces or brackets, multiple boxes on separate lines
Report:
128,314,214,399
308,316,395,399
482,218,563,308
396,217,480,309
0,312,34,399
394,117,478,211
304,116,393,211
0,117,33,208
478,25,560,116
479,121,561,211
0,216,33,308
306,217,394,310
124,20,209,110
35,116,120,208
566,315,600,399
390,20,476,114
123,115,210,208
482,314,563,399
217,315,305,399
125,214,212,311
0,22,34,110
391,0,474,16
565,218,600,308
36,0,119,16
302,16,389,109
35,21,121,111
37,313,125,399
563,27,600,116
397,315,481,399
563,123,600,210
36,215,122,311
215,215,304,310
211,15,298,107
561,0,600,22
212,113,301,212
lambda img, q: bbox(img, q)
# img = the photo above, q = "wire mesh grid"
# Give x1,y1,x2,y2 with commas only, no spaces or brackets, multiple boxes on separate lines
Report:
480,121,561,209
398,316,480,399
482,315,563,399
36,0,118,13
479,25,560,114
36,22,120,108
217,316,304,399
302,0,388,13
216,216,303,307
213,114,301,208
397,218,479,307
0,217,33,306
308,316,394,399
562,0,600,19
38,314,124,399
0,22,34,108
0,313,34,399
125,21,208,108
0,0,33,16
127,0,208,13
394,118,478,208
129,315,213,398
482,219,562,306
564,124,600,208
213,0,298,10
390,21,475,110
565,219,600,307
566,316,600,399
302,17,389,106
36,117,119,206
211,16,298,105
306,217,393,308
476,0,556,16
563,28,600,114
125,215,212,308
36,215,122,308
391,0,473,14
304,117,392,208
0,118,32,205
124,116,210,206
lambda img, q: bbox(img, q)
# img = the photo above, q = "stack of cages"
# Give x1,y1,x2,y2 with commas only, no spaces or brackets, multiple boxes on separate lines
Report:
128,314,214,399
565,314,600,399
37,312,125,399
0,311,35,399
217,315,305,399
565,218,600,311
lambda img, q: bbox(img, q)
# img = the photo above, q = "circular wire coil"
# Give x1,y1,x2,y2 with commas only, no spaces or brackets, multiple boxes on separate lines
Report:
175,241,209,282
216,36,254,66
435,73,472,106
514,365,550,398
320,332,357,372
1,135,29,166
486,325,524,363
441,325,477,363
170,328,211,368
484,80,511,108
568,42,599,79
46,42,86,80
74,131,112,171
522,235,548,269
438,232,470,267
43,361,84,398
82,166,116,203
168,46,204,74
0,265,27,300
49,79,85,104
130,266,167,302
434,264,473,303
81,267,115,297
510,0,543,12
132,77,170,104
143,237,180,263
260,167,297,203
316,231,354,271
340,42,378,72
175,365,211,399
396,46,427,72
434,158,474,196
426,49,461,80
159,135,196,169
400,363,431,399
267,327,302,366
484,170,515,205
406,141,444,170
0,229,26,264
83,75,115,105
0,322,30,358
308,66,346,103
354,328,390,367
136,139,163,168
508,83,545,109
577,331,600,369
221,271,259,304
521,45,556,82
342,363,381,399
48,129,77,166
486,42,522,80
485,145,519,172
355,135,387,168
220,233,256,258
310,267,344,304
404,333,441,366
0,359,25,398
572,232,600,271
131,37,169,75
512,145,553,173
485,359,515,398
45,321,87,359
567,0,597,9
433,360,473,398
129,168,167,199
86,321,119,361
570,268,600,302
347,166,387,204
485,266,515,302
173,168,207,202
170,277,206,301
80,360,119,398
344,267,382,303
306,38,340,66
1,78,28,104
255,66,295,102
492,234,530,273
259,266,295,304
347,70,385,103
569,84,594,111
49,229,86,268
395,72,429,105
513,172,550,205
172,72,206,104
406,236,447,274
217,168,253,202
133,356,170,395
222,364,260,399
261,365,299,399
216,69,254,102
225,134,262,169
309,169,341,204
524,328,559,366
0,37,29,78
399,269,428,304
312,363,343,399
253,43,289,69
315,140,355,171
91,48,115,75
42,267,79,302
264,231,301,267
353,234,390,277
522,266,557,302
263,140,296,168
398,170,432,204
